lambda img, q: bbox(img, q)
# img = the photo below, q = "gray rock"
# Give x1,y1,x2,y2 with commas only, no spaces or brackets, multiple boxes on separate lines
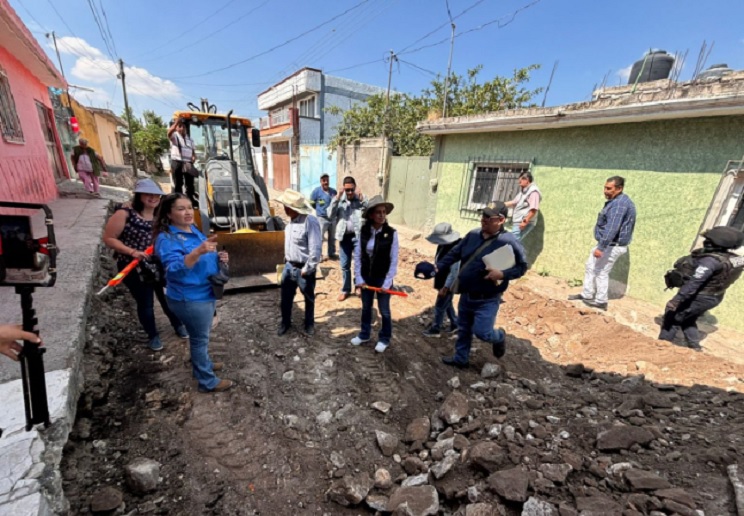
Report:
662,500,698,516
539,463,572,484
466,502,500,515
367,494,389,511
405,417,431,443
403,456,428,475
654,488,696,509
330,451,346,469
372,401,392,413
596,426,654,451
470,441,504,473
624,469,672,490
387,485,439,516
90,486,123,513
282,370,295,382
448,376,461,389
376,430,400,457
481,363,501,379
124,458,161,494
402,473,429,487
326,473,373,506
374,468,393,489
522,496,558,516
316,411,333,425
439,391,469,424
431,437,455,460
430,453,459,479
487,467,529,502
575,496,622,514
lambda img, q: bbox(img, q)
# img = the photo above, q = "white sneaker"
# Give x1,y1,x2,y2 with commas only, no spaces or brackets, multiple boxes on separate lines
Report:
374,342,389,353
350,336,370,346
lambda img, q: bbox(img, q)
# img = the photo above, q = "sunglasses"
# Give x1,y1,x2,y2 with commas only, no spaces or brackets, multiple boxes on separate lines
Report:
344,188,355,193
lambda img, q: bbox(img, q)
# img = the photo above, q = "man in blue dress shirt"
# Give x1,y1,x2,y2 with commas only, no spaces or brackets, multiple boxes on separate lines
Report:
309,173,338,260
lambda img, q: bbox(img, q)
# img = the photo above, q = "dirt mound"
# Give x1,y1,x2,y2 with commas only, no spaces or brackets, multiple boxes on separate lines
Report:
60,245,744,515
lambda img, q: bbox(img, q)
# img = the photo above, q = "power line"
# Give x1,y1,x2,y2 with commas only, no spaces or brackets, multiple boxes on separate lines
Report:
46,0,79,37
166,0,371,79
398,0,486,54
132,0,240,59
85,0,116,59
97,0,118,57
327,58,386,74
399,58,437,77
140,0,272,63
14,0,49,31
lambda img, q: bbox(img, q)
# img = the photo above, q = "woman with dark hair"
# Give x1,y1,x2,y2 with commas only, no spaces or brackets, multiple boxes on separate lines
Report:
154,193,234,393
350,196,399,353
103,179,186,351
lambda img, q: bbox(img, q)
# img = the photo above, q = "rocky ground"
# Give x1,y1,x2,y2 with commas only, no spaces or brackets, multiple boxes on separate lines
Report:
60,229,744,515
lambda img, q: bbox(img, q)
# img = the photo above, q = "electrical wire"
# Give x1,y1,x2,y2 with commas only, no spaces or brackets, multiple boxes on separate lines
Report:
15,0,49,32
165,0,371,79
397,0,486,54
97,0,119,57
85,0,116,59
399,58,438,77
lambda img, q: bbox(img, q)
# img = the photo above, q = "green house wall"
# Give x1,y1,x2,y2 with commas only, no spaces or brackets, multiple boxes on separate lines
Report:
434,115,744,332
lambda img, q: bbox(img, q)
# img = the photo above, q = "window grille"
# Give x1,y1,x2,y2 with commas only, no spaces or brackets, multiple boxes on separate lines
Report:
0,67,24,143
460,160,531,213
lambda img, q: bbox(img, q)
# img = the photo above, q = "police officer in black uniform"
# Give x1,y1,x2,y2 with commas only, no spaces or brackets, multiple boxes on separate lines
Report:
659,226,744,350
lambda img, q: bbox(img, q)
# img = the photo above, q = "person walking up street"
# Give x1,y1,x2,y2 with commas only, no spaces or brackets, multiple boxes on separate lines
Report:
276,189,322,337
329,176,366,301
568,176,636,311
309,173,338,260
71,137,106,196
168,118,198,207
437,202,528,368
503,172,541,240
659,226,744,351
351,196,399,353
422,223,461,338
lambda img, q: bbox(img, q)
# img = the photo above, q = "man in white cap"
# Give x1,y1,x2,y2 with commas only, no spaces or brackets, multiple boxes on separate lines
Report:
276,189,322,336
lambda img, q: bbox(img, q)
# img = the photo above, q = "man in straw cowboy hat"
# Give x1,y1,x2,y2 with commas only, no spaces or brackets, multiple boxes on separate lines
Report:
276,189,322,337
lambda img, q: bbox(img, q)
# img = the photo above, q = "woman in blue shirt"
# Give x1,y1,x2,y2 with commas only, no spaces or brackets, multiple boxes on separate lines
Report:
154,194,234,393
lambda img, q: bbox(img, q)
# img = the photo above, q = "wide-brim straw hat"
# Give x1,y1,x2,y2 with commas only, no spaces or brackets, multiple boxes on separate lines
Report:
364,195,394,218
134,178,165,195
276,189,314,215
426,222,460,245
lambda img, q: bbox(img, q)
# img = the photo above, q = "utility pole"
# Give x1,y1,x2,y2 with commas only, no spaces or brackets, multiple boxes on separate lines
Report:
442,22,456,118
117,59,137,176
46,32,74,113
378,49,397,192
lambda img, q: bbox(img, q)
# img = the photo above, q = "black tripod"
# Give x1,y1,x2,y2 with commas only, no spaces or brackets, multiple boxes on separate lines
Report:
17,286,50,430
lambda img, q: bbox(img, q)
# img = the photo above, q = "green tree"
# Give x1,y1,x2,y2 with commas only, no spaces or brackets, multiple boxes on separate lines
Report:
121,108,169,171
327,65,542,156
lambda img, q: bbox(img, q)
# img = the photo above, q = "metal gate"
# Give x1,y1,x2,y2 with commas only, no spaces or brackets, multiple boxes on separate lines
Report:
272,141,290,191
35,101,65,180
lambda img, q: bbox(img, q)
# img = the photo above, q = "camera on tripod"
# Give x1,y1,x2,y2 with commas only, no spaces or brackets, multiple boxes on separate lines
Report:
0,201,58,431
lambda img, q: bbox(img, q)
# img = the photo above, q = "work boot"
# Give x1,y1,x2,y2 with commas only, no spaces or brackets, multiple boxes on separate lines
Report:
582,298,608,311
441,356,468,369
277,324,290,336
567,294,589,301
422,326,441,338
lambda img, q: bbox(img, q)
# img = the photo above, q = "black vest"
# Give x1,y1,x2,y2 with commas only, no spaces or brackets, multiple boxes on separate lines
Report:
360,222,396,288
699,251,744,296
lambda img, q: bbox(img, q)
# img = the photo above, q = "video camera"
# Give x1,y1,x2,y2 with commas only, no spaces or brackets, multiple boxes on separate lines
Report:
0,201,57,431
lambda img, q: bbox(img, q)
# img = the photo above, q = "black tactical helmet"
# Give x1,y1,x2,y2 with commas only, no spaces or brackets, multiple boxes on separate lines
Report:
702,226,744,249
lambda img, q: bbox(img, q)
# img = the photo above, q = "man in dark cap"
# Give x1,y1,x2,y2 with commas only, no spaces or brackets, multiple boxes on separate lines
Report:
659,226,744,350
436,202,528,367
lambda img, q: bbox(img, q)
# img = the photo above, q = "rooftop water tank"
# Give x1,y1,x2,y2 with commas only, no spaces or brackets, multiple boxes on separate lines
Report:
696,63,734,81
627,50,675,85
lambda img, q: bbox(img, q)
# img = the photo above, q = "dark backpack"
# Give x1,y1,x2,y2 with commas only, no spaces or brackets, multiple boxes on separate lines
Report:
664,254,698,289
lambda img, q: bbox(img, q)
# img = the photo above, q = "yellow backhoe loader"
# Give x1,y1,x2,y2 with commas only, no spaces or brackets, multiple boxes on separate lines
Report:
172,100,284,288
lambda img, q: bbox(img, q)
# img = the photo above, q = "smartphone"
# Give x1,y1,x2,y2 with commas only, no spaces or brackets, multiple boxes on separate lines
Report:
0,202,57,288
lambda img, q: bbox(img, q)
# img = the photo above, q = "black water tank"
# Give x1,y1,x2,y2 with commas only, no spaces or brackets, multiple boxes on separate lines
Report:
697,63,734,81
627,50,675,84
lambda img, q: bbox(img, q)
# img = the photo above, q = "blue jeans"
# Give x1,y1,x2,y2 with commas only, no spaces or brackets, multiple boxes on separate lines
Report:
339,233,356,294
359,288,392,344
166,298,219,391
453,293,504,364
510,222,535,241
318,216,336,257
121,262,183,338
280,263,316,328
431,290,457,331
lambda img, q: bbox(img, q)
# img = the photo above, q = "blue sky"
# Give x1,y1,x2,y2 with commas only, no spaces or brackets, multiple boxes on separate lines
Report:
10,0,744,123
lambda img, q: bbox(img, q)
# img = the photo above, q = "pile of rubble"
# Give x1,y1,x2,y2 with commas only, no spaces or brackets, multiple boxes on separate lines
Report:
326,361,742,515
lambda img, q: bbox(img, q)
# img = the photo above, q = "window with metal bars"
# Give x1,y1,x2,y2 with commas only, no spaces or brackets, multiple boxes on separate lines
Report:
461,161,530,212
0,67,24,143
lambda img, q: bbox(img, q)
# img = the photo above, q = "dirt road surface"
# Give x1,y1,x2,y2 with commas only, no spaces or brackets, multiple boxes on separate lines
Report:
61,225,744,515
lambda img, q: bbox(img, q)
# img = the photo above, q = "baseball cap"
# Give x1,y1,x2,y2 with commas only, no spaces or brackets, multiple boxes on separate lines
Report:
482,200,508,218
414,261,437,279
320,173,329,179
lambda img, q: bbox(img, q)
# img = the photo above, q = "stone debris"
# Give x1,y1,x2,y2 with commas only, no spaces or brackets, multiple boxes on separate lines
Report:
438,391,469,424
376,430,400,457
325,473,372,506
89,486,123,513
124,458,161,494
386,485,439,516
372,401,392,414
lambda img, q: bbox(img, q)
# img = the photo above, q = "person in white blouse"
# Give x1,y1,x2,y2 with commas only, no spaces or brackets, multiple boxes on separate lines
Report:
350,196,399,353
167,119,197,206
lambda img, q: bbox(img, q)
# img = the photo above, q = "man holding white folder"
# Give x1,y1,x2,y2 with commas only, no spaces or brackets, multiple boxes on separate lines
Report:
436,201,528,368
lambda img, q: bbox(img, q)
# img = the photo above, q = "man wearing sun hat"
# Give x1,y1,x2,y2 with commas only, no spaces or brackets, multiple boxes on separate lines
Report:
421,222,462,338
276,189,322,337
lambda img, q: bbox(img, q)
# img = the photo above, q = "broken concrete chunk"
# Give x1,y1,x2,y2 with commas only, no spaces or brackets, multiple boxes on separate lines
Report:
487,467,529,502
326,473,373,506
596,426,654,451
387,485,439,516
439,391,469,424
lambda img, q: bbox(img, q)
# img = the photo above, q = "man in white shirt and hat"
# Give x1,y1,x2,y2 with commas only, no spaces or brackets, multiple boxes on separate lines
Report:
276,189,322,337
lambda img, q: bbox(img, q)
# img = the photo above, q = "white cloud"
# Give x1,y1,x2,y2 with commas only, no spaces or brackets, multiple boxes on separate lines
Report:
617,65,632,83
54,36,181,100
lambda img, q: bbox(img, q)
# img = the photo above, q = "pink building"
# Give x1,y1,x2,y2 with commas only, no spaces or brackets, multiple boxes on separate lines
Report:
0,0,68,202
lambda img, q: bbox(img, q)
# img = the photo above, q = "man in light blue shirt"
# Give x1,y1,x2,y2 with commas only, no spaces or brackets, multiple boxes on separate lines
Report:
329,176,366,301
309,173,337,260
276,189,322,337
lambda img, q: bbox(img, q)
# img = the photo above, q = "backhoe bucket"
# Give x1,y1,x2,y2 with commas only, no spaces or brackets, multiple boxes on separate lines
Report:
216,230,284,280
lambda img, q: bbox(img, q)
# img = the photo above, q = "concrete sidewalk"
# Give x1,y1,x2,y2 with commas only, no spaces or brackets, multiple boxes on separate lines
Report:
0,186,120,514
